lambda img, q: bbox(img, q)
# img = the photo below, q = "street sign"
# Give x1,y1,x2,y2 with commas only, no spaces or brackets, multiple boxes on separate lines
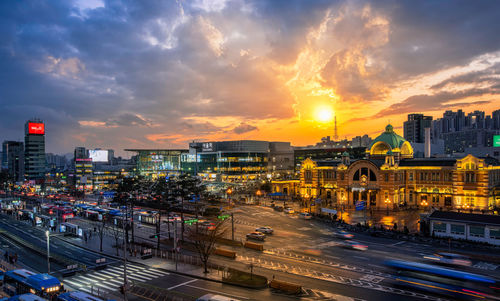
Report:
355,201,366,211
494,135,500,147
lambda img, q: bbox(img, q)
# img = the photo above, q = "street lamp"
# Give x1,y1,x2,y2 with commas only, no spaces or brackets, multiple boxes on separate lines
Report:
256,190,262,205
226,188,232,204
385,198,390,215
45,230,50,273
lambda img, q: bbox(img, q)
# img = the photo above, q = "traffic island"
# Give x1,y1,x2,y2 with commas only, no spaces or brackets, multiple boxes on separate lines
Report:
214,248,237,259
244,241,264,251
222,267,268,289
269,279,302,294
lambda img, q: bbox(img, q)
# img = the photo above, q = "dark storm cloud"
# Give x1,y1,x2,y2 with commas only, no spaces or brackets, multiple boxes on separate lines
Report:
0,0,499,153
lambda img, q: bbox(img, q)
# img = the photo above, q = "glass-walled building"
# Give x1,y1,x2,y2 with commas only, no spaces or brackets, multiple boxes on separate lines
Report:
125,149,187,178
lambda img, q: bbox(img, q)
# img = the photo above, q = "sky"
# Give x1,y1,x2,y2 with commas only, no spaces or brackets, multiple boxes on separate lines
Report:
1,0,499,156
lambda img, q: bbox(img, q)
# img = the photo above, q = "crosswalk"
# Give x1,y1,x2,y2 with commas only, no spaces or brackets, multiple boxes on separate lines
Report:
63,263,169,295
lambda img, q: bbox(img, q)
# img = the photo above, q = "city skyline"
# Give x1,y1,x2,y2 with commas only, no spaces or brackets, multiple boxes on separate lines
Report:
1,1,499,155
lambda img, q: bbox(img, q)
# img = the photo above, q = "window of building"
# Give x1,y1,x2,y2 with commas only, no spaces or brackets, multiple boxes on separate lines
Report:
469,226,484,237
341,173,344,180
409,172,414,181
385,174,389,182
369,170,376,181
444,196,452,206
420,172,424,181
433,222,446,233
353,170,360,181
432,195,439,205
490,228,500,240
450,224,465,235
409,191,413,203
305,170,312,182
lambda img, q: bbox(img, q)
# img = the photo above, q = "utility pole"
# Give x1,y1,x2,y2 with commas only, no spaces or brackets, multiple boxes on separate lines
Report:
174,220,178,271
122,206,128,301
231,213,235,241
45,230,50,273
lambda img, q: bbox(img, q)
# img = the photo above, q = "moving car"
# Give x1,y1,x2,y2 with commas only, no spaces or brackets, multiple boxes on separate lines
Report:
284,207,294,214
340,240,368,251
197,294,241,301
246,232,266,241
273,206,284,212
333,230,354,239
423,252,472,267
299,212,312,220
255,226,273,234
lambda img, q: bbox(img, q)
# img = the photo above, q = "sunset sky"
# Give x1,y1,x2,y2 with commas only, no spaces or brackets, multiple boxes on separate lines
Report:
1,0,499,156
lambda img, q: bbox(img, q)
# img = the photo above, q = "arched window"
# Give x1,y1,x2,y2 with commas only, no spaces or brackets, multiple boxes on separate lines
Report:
353,170,360,181
369,169,377,181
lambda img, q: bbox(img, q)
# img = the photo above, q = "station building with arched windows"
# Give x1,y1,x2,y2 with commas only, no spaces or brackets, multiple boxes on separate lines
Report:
273,124,500,212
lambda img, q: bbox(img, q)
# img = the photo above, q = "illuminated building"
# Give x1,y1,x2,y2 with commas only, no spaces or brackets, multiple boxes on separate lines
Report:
125,149,187,178
182,140,293,181
24,119,45,182
275,124,500,212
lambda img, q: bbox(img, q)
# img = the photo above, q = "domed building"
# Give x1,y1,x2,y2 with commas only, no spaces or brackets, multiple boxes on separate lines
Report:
273,124,500,214
367,124,413,160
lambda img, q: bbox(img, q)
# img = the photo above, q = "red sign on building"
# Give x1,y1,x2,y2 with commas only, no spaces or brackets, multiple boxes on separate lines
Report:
28,122,45,135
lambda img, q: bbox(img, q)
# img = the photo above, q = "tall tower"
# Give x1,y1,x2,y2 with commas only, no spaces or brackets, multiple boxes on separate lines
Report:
334,116,338,141
24,119,45,182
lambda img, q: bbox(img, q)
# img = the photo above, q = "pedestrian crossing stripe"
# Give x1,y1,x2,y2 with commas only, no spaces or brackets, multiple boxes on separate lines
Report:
127,273,153,281
127,276,147,282
63,263,170,293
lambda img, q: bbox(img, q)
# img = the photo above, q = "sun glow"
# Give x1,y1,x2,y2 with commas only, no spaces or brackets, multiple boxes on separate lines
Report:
316,107,334,123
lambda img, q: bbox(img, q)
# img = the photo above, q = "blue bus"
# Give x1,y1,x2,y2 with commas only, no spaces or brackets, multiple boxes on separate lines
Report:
384,260,500,300
57,291,106,301
1,293,47,301
3,270,64,300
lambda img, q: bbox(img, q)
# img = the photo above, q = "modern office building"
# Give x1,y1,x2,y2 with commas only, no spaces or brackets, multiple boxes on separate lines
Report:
24,120,46,182
273,124,500,213
404,114,433,143
2,141,25,182
125,149,187,178
182,140,270,181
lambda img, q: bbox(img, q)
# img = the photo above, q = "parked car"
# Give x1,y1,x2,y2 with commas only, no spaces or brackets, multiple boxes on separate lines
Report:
333,230,354,239
274,206,284,212
199,221,216,230
339,240,368,251
423,252,472,267
246,232,266,241
284,207,294,214
299,212,312,220
255,226,273,234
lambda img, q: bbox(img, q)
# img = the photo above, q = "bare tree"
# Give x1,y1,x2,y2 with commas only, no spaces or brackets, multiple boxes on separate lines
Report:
110,221,122,256
93,219,106,252
186,219,228,274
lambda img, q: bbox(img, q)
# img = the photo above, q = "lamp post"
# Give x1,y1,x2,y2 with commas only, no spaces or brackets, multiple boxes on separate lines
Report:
227,188,232,204
256,190,262,205
45,230,50,273
385,198,390,215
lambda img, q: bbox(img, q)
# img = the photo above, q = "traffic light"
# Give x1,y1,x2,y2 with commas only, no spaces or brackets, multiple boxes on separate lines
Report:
149,234,158,239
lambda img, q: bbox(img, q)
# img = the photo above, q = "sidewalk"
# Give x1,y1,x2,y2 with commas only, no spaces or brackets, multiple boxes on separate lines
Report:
58,228,225,283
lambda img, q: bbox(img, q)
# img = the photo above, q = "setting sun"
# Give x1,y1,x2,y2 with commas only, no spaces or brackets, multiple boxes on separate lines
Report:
316,107,334,123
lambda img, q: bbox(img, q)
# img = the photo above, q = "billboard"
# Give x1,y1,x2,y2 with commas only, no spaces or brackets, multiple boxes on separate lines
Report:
494,135,500,147
89,150,108,162
28,122,45,135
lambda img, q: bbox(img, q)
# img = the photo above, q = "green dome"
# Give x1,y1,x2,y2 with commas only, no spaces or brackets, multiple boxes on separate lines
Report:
369,124,407,150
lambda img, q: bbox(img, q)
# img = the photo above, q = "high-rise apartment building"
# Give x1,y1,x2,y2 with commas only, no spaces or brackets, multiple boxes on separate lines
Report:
24,120,45,181
2,141,25,182
403,114,433,143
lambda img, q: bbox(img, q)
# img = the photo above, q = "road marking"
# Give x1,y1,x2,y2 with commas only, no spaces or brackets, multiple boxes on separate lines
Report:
391,241,406,246
167,279,197,290
184,285,250,299
127,275,147,282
